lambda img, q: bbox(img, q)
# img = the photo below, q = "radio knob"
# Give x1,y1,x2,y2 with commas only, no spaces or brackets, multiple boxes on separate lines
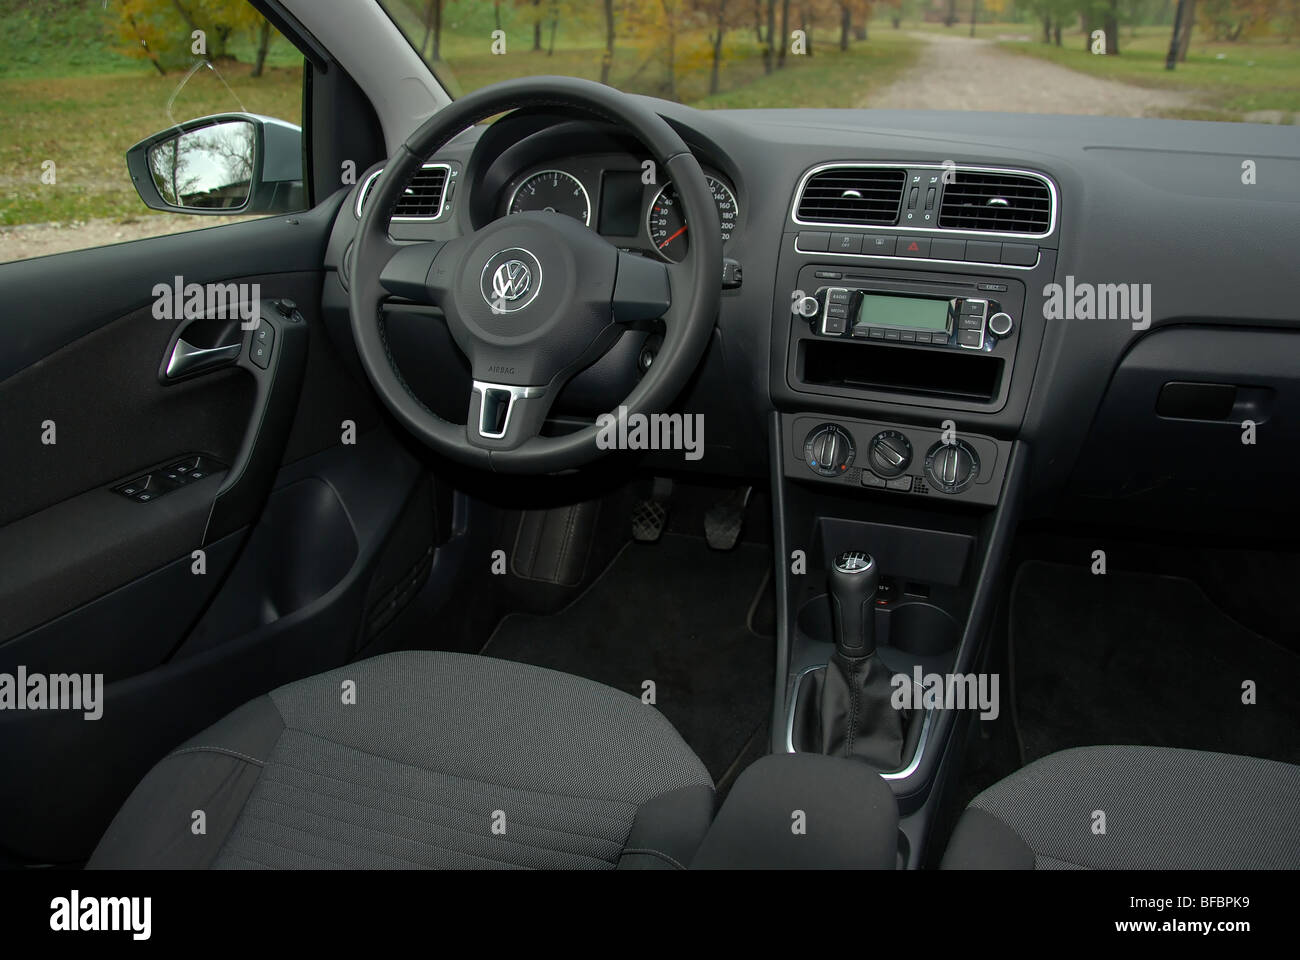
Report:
804,424,855,477
868,430,912,478
924,440,980,494
987,312,1014,337
794,295,820,318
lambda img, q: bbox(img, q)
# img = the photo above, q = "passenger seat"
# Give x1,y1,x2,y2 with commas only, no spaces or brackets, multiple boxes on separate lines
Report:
941,745,1300,869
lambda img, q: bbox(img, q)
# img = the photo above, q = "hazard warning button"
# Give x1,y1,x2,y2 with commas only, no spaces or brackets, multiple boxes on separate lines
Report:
894,237,931,258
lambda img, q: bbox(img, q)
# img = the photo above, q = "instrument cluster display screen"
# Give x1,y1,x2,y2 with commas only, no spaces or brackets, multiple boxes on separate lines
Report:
858,294,951,332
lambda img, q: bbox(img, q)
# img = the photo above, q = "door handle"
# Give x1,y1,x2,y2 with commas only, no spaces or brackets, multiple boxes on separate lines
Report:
165,338,241,380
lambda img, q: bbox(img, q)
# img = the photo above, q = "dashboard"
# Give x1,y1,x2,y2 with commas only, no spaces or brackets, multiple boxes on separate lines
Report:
324,103,1300,529
499,155,738,263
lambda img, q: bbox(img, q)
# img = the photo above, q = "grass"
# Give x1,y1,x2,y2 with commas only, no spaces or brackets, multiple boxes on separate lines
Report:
693,32,919,110
1,0,920,227
0,61,304,225
996,26,1300,115
378,0,921,111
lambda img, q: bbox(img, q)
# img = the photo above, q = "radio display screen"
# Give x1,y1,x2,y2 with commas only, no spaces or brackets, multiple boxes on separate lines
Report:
858,294,951,332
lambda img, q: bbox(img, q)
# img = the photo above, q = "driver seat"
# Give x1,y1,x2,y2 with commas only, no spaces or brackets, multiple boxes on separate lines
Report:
90,652,715,869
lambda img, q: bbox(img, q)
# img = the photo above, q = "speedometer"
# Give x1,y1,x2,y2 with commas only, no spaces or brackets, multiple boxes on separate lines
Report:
646,175,737,263
508,170,591,225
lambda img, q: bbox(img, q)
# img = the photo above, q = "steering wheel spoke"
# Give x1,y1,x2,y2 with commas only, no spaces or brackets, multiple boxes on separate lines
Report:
612,251,672,327
379,237,465,306
468,380,555,450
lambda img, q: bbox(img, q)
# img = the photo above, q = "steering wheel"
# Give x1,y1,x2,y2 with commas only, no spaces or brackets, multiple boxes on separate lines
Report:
349,76,722,473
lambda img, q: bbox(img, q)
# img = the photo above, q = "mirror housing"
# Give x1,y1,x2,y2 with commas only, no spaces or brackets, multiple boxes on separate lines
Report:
126,112,304,216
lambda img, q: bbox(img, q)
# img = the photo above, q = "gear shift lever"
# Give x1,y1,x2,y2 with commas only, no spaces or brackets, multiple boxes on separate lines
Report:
814,549,906,770
828,550,878,657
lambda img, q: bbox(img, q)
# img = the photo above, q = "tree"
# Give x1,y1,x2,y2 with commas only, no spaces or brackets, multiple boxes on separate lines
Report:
1177,0,1196,57
1166,0,1189,66
602,0,616,83
420,0,443,62
696,0,738,94
251,18,270,77
778,0,791,66
108,0,269,74
110,0,169,74
1198,0,1278,41
764,0,777,72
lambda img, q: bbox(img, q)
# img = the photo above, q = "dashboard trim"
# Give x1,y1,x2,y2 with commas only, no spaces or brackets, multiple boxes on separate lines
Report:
793,236,1042,271
355,162,453,221
790,161,1059,241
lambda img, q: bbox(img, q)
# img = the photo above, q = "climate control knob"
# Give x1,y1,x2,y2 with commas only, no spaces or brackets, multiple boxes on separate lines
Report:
804,424,855,477
924,440,980,494
868,430,913,478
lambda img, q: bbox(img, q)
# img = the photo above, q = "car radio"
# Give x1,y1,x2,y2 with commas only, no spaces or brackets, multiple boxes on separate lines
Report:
814,287,1014,351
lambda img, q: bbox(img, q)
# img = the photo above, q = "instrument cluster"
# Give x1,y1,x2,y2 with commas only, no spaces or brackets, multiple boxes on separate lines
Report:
500,156,738,263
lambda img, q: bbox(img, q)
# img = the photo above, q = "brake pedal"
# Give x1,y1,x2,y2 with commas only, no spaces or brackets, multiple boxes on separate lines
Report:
705,485,752,551
631,477,672,542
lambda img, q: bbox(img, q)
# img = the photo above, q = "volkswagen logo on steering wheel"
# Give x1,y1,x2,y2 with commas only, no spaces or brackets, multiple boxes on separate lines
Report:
492,261,531,301
480,248,542,314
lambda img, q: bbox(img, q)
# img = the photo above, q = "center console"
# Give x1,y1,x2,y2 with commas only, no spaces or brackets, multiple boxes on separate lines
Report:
765,161,1058,866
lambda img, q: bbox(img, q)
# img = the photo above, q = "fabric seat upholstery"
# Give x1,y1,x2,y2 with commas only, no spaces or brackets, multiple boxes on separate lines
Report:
942,745,1300,870
91,651,715,869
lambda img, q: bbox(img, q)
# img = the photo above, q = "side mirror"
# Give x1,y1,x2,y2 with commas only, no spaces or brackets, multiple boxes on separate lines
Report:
126,113,304,216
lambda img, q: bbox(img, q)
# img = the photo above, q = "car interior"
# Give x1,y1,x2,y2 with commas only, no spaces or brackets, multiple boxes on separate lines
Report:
2,0,1298,875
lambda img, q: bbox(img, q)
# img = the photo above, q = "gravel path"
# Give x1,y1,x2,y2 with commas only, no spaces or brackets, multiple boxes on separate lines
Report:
0,213,257,264
0,40,1209,265
863,32,1196,117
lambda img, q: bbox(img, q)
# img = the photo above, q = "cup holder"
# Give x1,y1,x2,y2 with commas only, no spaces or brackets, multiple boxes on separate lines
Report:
885,601,961,655
796,594,960,656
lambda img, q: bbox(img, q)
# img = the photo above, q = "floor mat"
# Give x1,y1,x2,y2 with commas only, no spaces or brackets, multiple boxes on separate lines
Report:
1011,561,1300,765
483,534,774,783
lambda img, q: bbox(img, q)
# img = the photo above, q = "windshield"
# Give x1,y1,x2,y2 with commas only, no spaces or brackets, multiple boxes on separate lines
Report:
377,0,1298,123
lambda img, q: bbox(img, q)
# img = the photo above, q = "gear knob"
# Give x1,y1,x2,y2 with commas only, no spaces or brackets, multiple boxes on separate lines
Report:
828,551,878,657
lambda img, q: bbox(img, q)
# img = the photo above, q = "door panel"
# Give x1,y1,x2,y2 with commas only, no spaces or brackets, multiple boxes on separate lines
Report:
0,430,427,863
0,192,442,863
0,204,338,382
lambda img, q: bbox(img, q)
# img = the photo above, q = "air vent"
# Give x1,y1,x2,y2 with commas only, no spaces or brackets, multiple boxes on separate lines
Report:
796,167,906,225
938,172,1051,234
356,163,450,220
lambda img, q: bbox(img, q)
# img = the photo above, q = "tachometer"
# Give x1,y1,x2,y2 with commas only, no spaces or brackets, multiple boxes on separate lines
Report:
508,170,591,225
646,175,737,263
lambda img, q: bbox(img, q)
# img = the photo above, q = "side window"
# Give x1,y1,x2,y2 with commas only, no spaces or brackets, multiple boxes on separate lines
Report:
0,0,307,265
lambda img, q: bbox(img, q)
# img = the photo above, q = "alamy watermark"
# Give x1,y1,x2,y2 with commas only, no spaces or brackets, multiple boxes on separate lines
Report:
595,405,704,461
50,891,150,940
1043,276,1153,330
152,275,260,328
0,667,103,720
891,667,1000,720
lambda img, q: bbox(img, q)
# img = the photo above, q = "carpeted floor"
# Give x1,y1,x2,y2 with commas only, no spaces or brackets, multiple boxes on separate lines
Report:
483,534,775,784
1010,560,1300,766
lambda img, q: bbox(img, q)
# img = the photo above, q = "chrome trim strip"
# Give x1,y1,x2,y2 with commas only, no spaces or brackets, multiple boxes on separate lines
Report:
784,663,933,782
355,162,452,221
470,381,545,441
793,237,1041,271
790,161,1058,240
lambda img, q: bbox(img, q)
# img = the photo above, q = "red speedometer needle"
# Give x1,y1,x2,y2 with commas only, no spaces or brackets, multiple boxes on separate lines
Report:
658,225,687,248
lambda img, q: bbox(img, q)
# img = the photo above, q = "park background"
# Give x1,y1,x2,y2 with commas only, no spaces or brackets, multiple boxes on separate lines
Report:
2,0,1296,244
